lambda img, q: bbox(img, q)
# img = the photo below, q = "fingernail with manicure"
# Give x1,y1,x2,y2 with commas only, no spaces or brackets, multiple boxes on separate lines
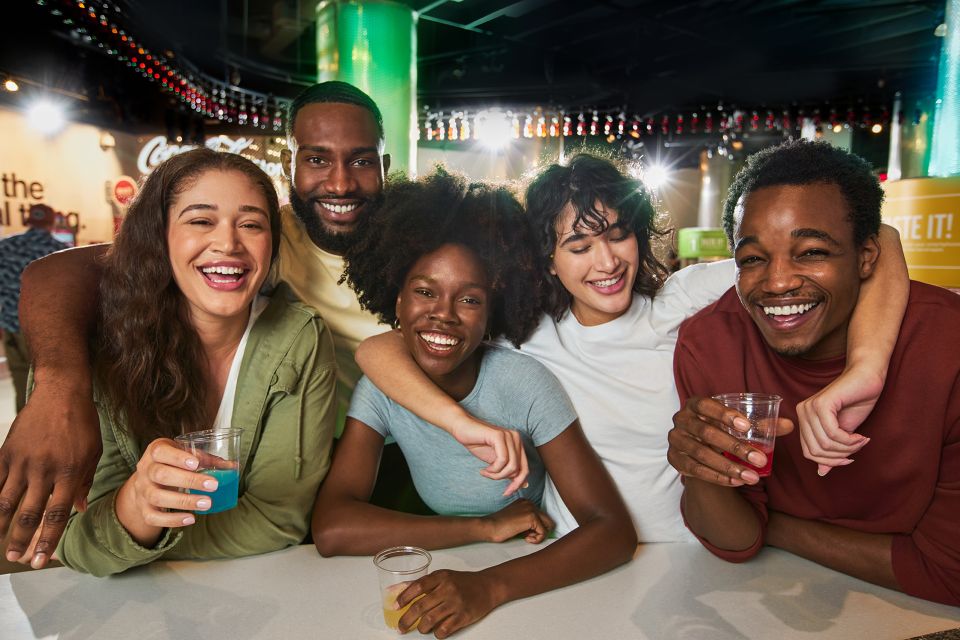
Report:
202,479,219,491
747,451,765,466
196,499,211,510
185,458,199,469
31,554,46,569
182,515,196,525
741,469,760,484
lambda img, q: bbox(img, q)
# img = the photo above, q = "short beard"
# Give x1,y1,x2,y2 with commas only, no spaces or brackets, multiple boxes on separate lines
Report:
289,190,377,255
771,344,808,358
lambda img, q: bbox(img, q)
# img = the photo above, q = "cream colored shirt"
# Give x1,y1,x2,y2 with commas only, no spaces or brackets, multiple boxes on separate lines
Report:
273,205,387,415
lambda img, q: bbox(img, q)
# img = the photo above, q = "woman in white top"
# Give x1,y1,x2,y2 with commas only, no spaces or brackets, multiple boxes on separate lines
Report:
356,153,907,540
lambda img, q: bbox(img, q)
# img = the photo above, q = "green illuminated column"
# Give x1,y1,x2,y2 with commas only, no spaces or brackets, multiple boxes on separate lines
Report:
929,0,960,176
316,0,417,175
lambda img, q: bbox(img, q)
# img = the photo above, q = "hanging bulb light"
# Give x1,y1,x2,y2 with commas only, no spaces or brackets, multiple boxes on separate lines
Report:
447,113,458,141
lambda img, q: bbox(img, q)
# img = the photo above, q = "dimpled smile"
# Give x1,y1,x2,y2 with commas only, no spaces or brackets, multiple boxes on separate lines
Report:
321,202,358,214
419,331,461,351
589,273,623,288
763,302,818,316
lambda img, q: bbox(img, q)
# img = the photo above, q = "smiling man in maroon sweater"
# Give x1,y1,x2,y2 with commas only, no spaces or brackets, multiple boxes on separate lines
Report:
668,140,960,606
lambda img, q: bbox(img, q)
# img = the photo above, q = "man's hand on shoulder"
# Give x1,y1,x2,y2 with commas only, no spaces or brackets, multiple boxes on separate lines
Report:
0,376,101,568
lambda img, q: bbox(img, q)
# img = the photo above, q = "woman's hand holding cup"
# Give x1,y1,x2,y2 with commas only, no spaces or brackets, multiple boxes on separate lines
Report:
114,438,219,547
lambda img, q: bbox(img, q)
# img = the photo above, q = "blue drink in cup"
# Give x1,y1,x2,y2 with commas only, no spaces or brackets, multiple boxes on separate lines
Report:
192,468,240,513
175,428,243,514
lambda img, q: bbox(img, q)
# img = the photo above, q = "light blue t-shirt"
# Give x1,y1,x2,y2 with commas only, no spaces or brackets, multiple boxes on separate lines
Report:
348,346,577,517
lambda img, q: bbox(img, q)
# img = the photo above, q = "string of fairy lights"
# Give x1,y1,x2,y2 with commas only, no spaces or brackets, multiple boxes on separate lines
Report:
33,0,927,146
417,101,917,144
37,0,291,131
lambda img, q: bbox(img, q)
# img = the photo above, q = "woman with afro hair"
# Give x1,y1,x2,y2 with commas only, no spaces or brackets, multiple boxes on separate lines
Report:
311,169,635,638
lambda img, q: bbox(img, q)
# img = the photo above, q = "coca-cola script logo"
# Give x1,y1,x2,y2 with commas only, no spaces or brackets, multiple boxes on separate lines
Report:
137,135,283,178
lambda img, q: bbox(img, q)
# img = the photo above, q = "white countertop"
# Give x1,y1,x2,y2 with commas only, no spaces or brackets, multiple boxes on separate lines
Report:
2,540,958,639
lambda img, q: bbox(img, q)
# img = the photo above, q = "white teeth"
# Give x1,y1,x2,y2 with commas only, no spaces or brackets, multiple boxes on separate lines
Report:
321,202,359,214
763,302,818,316
590,274,622,288
419,332,461,347
201,266,245,275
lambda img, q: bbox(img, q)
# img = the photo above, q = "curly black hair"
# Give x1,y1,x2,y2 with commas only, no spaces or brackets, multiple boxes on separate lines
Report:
722,139,883,246
525,153,670,322
343,168,543,347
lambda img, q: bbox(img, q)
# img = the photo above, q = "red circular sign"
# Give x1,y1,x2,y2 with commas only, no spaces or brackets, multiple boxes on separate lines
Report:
113,176,138,207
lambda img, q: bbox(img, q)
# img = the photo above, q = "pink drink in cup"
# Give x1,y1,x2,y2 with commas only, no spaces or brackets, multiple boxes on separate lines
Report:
712,393,782,477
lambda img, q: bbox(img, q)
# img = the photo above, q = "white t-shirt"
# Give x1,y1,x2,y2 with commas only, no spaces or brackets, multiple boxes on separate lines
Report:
213,295,270,430
274,205,388,413
515,259,736,541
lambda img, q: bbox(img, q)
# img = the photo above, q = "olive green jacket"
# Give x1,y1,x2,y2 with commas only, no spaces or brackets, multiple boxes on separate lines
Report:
57,289,337,576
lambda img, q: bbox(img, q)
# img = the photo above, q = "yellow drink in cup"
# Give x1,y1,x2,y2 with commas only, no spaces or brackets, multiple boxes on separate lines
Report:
381,583,424,630
374,546,432,631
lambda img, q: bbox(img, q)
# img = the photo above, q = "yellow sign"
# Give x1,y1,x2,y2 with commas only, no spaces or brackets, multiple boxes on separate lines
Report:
882,177,960,288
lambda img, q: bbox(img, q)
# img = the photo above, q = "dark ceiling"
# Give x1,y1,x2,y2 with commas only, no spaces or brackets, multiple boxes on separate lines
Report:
1,0,947,130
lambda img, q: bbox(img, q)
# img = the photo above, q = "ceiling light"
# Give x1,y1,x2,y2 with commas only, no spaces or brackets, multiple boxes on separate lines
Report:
832,124,843,133
871,123,883,134
27,100,67,135
644,164,669,190
3,78,18,92
476,109,513,151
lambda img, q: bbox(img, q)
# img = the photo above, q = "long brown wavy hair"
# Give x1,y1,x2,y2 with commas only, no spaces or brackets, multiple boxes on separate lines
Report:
96,148,281,444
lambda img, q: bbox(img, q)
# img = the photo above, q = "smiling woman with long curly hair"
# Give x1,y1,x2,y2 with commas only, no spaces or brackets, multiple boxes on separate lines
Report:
57,148,337,577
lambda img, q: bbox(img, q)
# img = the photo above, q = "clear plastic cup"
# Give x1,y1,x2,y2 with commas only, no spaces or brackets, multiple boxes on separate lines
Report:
174,428,243,513
373,546,432,630
712,393,782,477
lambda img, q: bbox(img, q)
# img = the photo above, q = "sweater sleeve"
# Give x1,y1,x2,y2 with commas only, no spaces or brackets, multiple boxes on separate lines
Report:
674,320,767,563
167,317,337,560
889,374,960,606
56,405,184,577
